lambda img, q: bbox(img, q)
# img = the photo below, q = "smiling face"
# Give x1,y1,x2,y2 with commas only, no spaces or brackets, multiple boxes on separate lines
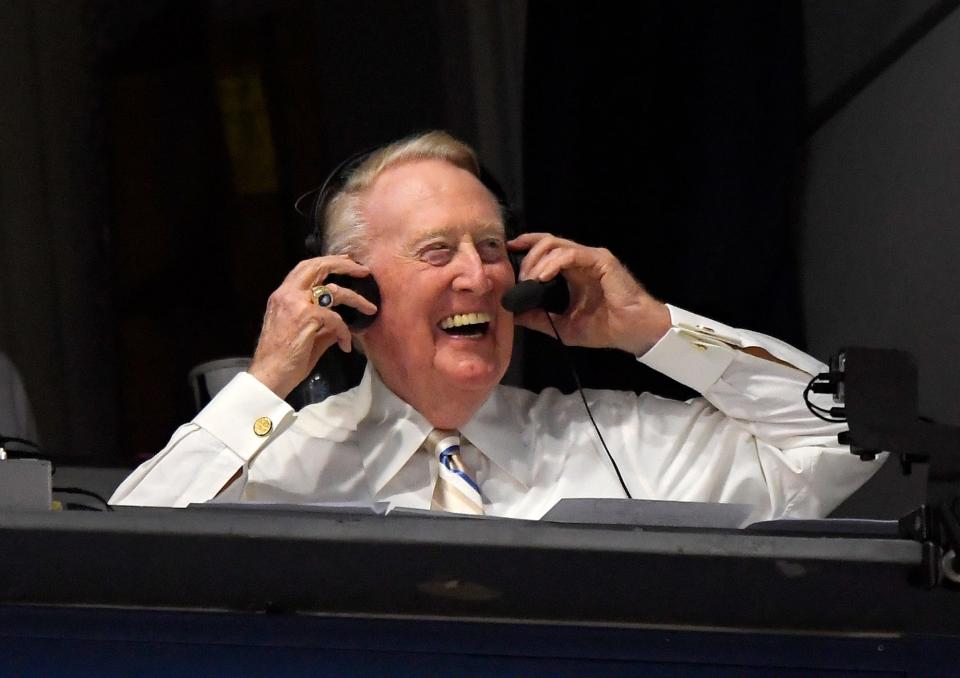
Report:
356,158,515,427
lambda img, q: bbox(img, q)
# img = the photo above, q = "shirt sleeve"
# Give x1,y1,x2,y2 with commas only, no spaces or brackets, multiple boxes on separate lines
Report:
109,372,294,507
622,304,884,519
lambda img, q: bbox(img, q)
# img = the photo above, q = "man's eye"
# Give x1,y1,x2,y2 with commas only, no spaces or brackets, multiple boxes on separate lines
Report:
479,238,506,262
422,244,453,265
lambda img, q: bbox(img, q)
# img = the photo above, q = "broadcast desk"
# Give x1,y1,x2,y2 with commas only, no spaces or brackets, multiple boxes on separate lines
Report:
1,506,957,675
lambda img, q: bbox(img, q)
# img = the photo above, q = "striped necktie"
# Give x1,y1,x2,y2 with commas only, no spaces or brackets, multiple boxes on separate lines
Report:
427,429,484,515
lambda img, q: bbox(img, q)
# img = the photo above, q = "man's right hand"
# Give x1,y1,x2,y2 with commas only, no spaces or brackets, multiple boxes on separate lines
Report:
248,255,377,399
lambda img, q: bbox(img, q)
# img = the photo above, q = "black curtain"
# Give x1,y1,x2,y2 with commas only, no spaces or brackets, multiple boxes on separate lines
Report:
521,0,805,398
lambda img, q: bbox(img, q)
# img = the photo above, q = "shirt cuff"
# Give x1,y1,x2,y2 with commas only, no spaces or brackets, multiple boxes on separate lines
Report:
638,305,738,393
193,371,294,463
638,305,826,393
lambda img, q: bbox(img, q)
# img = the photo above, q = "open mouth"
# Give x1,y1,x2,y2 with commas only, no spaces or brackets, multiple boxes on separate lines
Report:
439,312,491,337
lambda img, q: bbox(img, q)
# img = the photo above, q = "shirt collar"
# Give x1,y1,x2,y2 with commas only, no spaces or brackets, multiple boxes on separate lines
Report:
357,364,532,495
460,384,532,489
357,366,432,496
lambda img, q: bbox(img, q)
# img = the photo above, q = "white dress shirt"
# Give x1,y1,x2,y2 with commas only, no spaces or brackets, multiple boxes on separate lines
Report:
110,306,883,521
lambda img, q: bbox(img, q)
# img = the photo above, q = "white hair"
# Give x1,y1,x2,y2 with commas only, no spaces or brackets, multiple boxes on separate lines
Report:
321,130,482,258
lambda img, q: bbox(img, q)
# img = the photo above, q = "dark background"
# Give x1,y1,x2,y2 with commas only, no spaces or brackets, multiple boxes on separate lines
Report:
1,0,957,488
523,1,804,397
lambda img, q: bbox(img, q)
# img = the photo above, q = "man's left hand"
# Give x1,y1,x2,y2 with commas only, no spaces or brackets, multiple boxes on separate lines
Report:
508,233,671,356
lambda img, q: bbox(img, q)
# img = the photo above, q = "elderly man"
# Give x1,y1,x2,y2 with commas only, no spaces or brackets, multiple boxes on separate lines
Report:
111,131,881,520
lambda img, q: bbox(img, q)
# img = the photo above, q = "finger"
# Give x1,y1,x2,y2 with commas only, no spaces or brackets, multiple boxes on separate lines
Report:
529,247,599,283
319,310,353,353
316,257,372,282
507,233,554,278
507,232,551,249
513,234,562,279
303,308,340,364
283,256,337,287
290,255,371,289
303,306,353,354
319,283,378,315
519,235,584,280
268,284,322,320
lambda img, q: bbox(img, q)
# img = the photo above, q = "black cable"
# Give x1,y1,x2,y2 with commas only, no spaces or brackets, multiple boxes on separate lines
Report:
0,448,56,462
803,376,847,424
803,383,844,421
804,375,837,413
52,486,114,511
0,434,41,449
544,312,633,499
63,502,102,512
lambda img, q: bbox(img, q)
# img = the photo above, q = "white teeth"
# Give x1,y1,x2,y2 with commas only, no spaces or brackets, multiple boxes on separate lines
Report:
439,312,492,329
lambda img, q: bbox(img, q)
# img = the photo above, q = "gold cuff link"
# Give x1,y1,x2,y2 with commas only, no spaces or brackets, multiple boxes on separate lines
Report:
253,416,273,437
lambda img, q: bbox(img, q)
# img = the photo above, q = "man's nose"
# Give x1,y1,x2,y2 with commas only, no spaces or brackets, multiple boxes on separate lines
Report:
451,243,493,294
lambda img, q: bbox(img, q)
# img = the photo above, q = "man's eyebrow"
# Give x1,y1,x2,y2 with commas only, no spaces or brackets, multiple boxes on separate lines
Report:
408,223,505,245
475,222,507,237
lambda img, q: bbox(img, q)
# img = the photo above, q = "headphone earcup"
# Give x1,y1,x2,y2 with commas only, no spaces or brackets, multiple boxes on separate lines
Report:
305,231,322,257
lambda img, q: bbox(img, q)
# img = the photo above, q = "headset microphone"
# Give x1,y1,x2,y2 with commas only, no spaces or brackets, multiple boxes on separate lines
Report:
501,276,570,314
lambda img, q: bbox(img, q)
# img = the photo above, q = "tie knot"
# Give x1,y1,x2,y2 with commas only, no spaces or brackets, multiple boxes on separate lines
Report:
426,428,460,458
427,428,483,515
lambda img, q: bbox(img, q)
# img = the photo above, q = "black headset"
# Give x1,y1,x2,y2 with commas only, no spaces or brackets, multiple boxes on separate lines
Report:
295,142,567,326
295,142,621,495
296,147,381,258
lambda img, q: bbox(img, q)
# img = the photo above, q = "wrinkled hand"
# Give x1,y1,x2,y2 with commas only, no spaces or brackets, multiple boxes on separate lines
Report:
508,233,671,356
248,255,377,398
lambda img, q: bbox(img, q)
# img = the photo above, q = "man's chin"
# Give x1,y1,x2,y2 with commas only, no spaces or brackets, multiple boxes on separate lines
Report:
435,355,507,391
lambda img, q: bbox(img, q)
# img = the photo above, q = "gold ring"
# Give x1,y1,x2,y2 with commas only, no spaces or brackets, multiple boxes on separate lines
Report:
311,284,334,307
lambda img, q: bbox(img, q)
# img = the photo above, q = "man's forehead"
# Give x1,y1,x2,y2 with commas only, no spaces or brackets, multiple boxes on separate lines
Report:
362,159,503,236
